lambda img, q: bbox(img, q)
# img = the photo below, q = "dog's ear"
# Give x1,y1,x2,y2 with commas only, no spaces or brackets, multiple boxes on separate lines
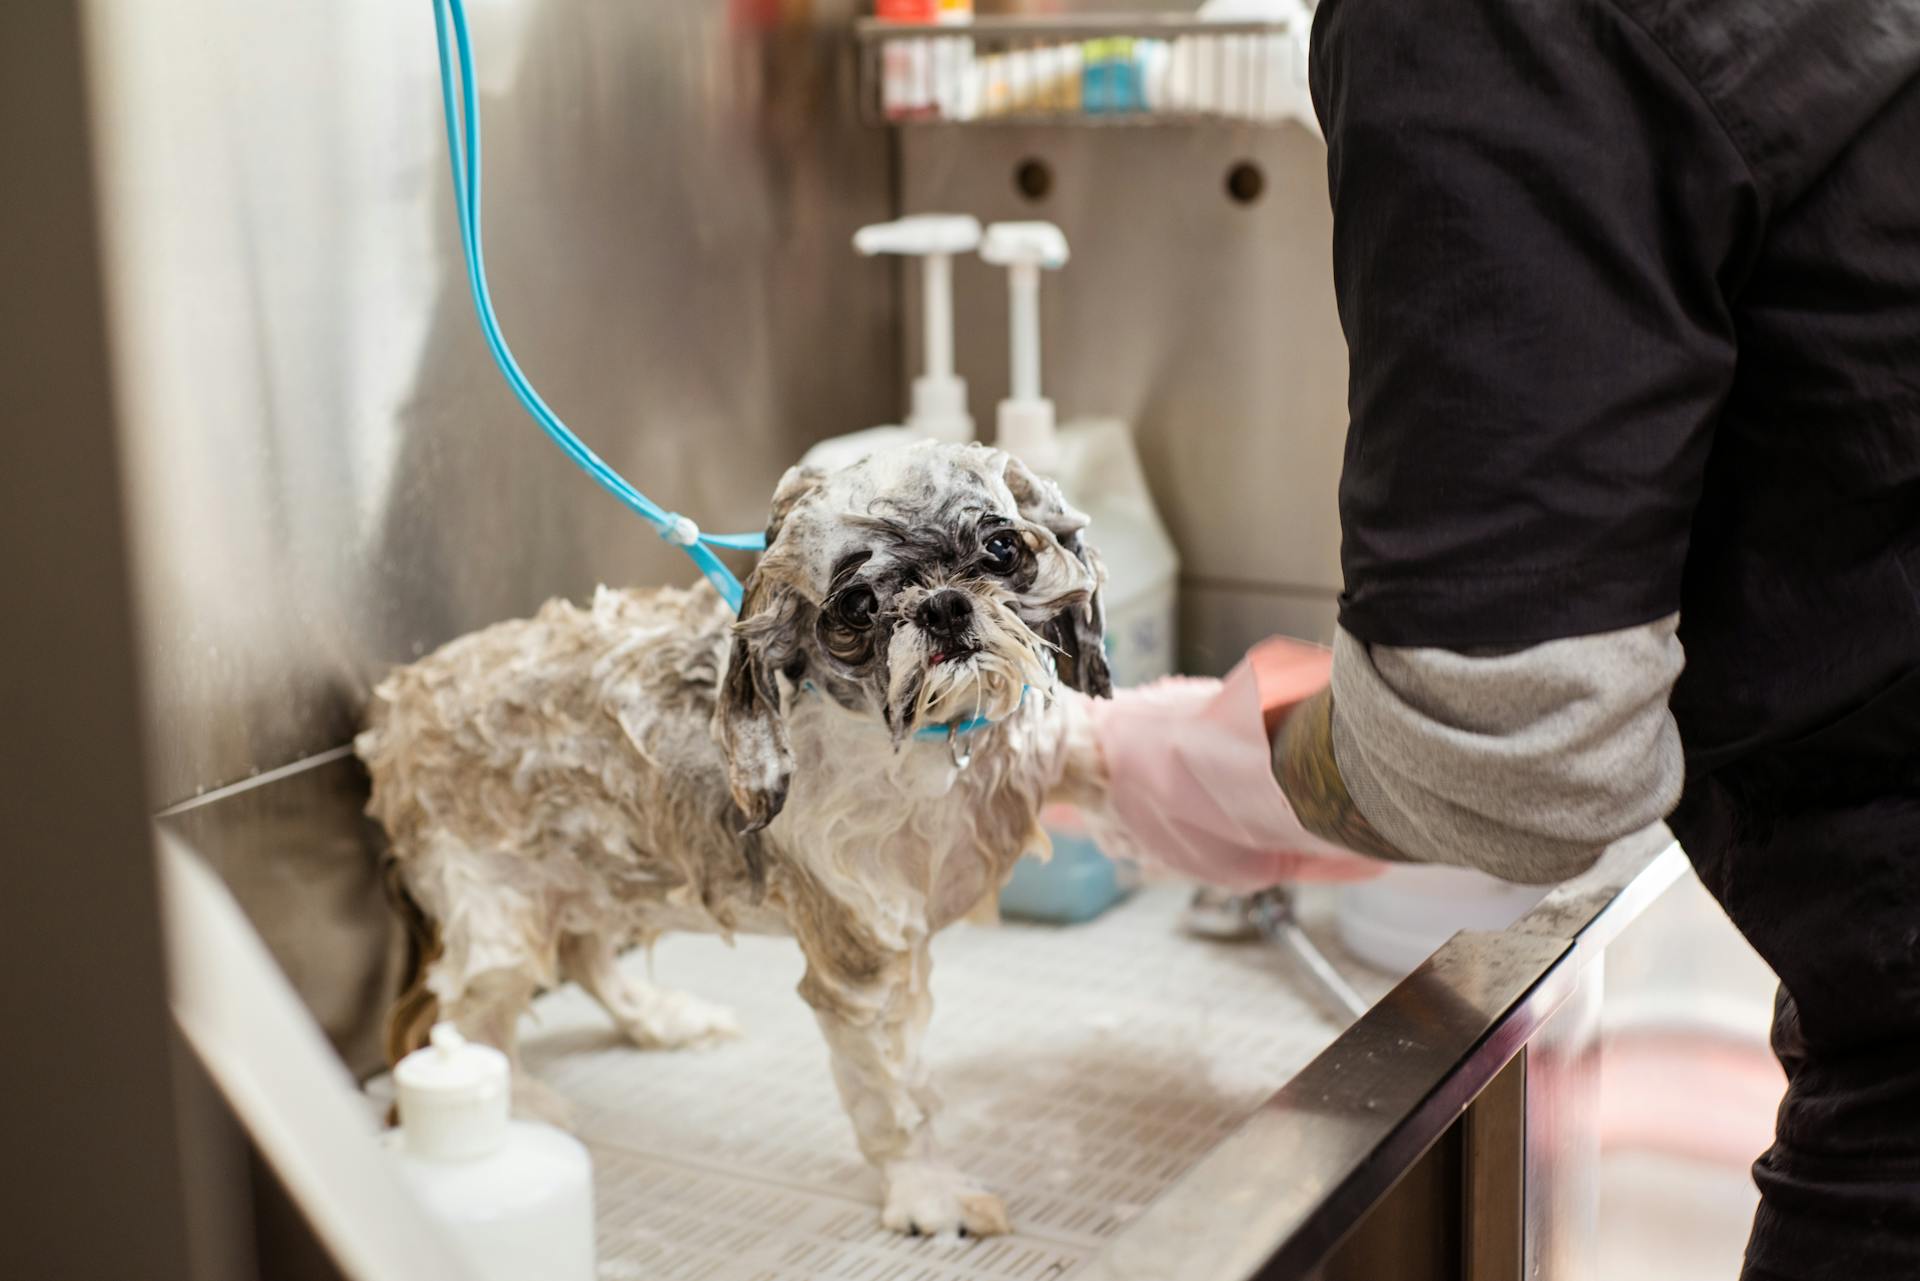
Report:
714,464,825,833
716,577,803,833
765,463,826,544
998,453,1113,699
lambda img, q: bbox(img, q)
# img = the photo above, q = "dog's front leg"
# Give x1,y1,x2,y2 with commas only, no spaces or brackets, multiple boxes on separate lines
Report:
797,939,1009,1237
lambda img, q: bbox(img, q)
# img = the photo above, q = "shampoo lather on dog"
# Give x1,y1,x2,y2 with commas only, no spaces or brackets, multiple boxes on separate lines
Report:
385,1024,595,1281
803,216,1174,922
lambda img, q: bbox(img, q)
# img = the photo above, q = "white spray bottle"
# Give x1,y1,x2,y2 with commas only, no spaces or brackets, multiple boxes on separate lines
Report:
800,214,982,472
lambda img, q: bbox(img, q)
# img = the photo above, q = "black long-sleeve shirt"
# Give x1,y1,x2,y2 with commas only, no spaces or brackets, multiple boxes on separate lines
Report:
1311,0,1920,846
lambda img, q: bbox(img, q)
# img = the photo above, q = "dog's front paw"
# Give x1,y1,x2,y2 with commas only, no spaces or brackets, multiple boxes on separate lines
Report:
881,1161,1010,1238
622,989,741,1050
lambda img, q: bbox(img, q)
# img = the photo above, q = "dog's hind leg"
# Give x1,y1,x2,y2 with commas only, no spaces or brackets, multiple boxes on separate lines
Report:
382,856,444,1070
396,837,580,1123
797,937,1009,1238
559,932,739,1050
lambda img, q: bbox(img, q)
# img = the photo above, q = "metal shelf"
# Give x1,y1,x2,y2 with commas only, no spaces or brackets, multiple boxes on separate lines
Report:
854,12,1315,128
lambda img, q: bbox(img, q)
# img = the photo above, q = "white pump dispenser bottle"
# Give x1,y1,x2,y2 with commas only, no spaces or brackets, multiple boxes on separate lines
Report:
978,221,1070,475
384,1024,596,1281
801,214,982,472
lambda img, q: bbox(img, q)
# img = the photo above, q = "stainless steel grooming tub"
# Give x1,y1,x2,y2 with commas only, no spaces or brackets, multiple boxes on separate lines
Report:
3,3,1698,1277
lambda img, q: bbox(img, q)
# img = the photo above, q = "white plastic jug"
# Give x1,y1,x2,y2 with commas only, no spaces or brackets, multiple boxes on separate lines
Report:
1048,417,1178,685
384,1025,596,1281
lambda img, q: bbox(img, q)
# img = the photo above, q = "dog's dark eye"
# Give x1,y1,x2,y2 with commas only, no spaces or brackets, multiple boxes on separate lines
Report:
834,585,879,629
983,530,1021,573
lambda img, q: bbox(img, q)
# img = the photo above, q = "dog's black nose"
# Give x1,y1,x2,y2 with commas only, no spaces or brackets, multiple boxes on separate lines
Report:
916,589,973,643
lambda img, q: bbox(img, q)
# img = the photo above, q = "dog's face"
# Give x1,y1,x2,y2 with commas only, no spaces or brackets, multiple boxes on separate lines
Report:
715,442,1110,830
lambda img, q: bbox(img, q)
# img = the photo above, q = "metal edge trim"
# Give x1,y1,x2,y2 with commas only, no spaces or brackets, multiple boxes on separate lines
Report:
156,745,359,819
1079,836,1683,1280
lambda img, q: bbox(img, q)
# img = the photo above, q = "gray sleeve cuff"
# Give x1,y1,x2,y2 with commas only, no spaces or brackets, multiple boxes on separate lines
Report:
1327,617,1686,884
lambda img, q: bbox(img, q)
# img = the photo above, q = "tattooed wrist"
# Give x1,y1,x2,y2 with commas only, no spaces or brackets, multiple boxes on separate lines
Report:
1274,687,1405,861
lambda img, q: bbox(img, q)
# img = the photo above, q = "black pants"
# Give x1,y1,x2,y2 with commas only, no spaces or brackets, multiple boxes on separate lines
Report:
1674,738,1920,1281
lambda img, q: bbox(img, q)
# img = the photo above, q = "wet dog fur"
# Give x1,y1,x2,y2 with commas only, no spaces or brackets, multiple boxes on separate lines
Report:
357,443,1112,1236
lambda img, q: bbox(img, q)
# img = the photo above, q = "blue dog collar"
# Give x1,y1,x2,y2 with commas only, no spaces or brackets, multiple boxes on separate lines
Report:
797,681,1030,743
912,684,1030,741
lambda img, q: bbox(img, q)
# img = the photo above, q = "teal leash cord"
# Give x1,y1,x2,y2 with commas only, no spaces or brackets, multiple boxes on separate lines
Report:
429,0,764,610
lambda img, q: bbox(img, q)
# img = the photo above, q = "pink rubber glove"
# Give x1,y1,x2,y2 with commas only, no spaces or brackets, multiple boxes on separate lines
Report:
1061,638,1385,891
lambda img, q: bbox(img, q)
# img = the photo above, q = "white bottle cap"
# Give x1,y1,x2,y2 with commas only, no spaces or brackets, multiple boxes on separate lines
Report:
394,1023,511,1160
910,376,973,443
996,397,1060,473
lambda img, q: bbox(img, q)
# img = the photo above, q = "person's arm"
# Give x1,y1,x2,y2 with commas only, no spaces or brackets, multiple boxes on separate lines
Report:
1281,0,1757,877
1280,620,1684,883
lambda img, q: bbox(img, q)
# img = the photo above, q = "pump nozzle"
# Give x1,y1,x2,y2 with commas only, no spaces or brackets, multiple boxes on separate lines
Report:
980,221,1069,472
854,214,982,444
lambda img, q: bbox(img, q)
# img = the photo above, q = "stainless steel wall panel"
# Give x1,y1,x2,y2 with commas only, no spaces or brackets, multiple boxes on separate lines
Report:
83,0,895,1061
1,6,205,1274
157,752,403,1077
86,0,897,808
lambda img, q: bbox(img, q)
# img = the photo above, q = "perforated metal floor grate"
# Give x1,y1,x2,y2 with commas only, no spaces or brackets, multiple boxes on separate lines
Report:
456,886,1369,1279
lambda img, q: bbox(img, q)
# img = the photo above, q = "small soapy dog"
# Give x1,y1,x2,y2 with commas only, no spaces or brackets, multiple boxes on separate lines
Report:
357,442,1112,1236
